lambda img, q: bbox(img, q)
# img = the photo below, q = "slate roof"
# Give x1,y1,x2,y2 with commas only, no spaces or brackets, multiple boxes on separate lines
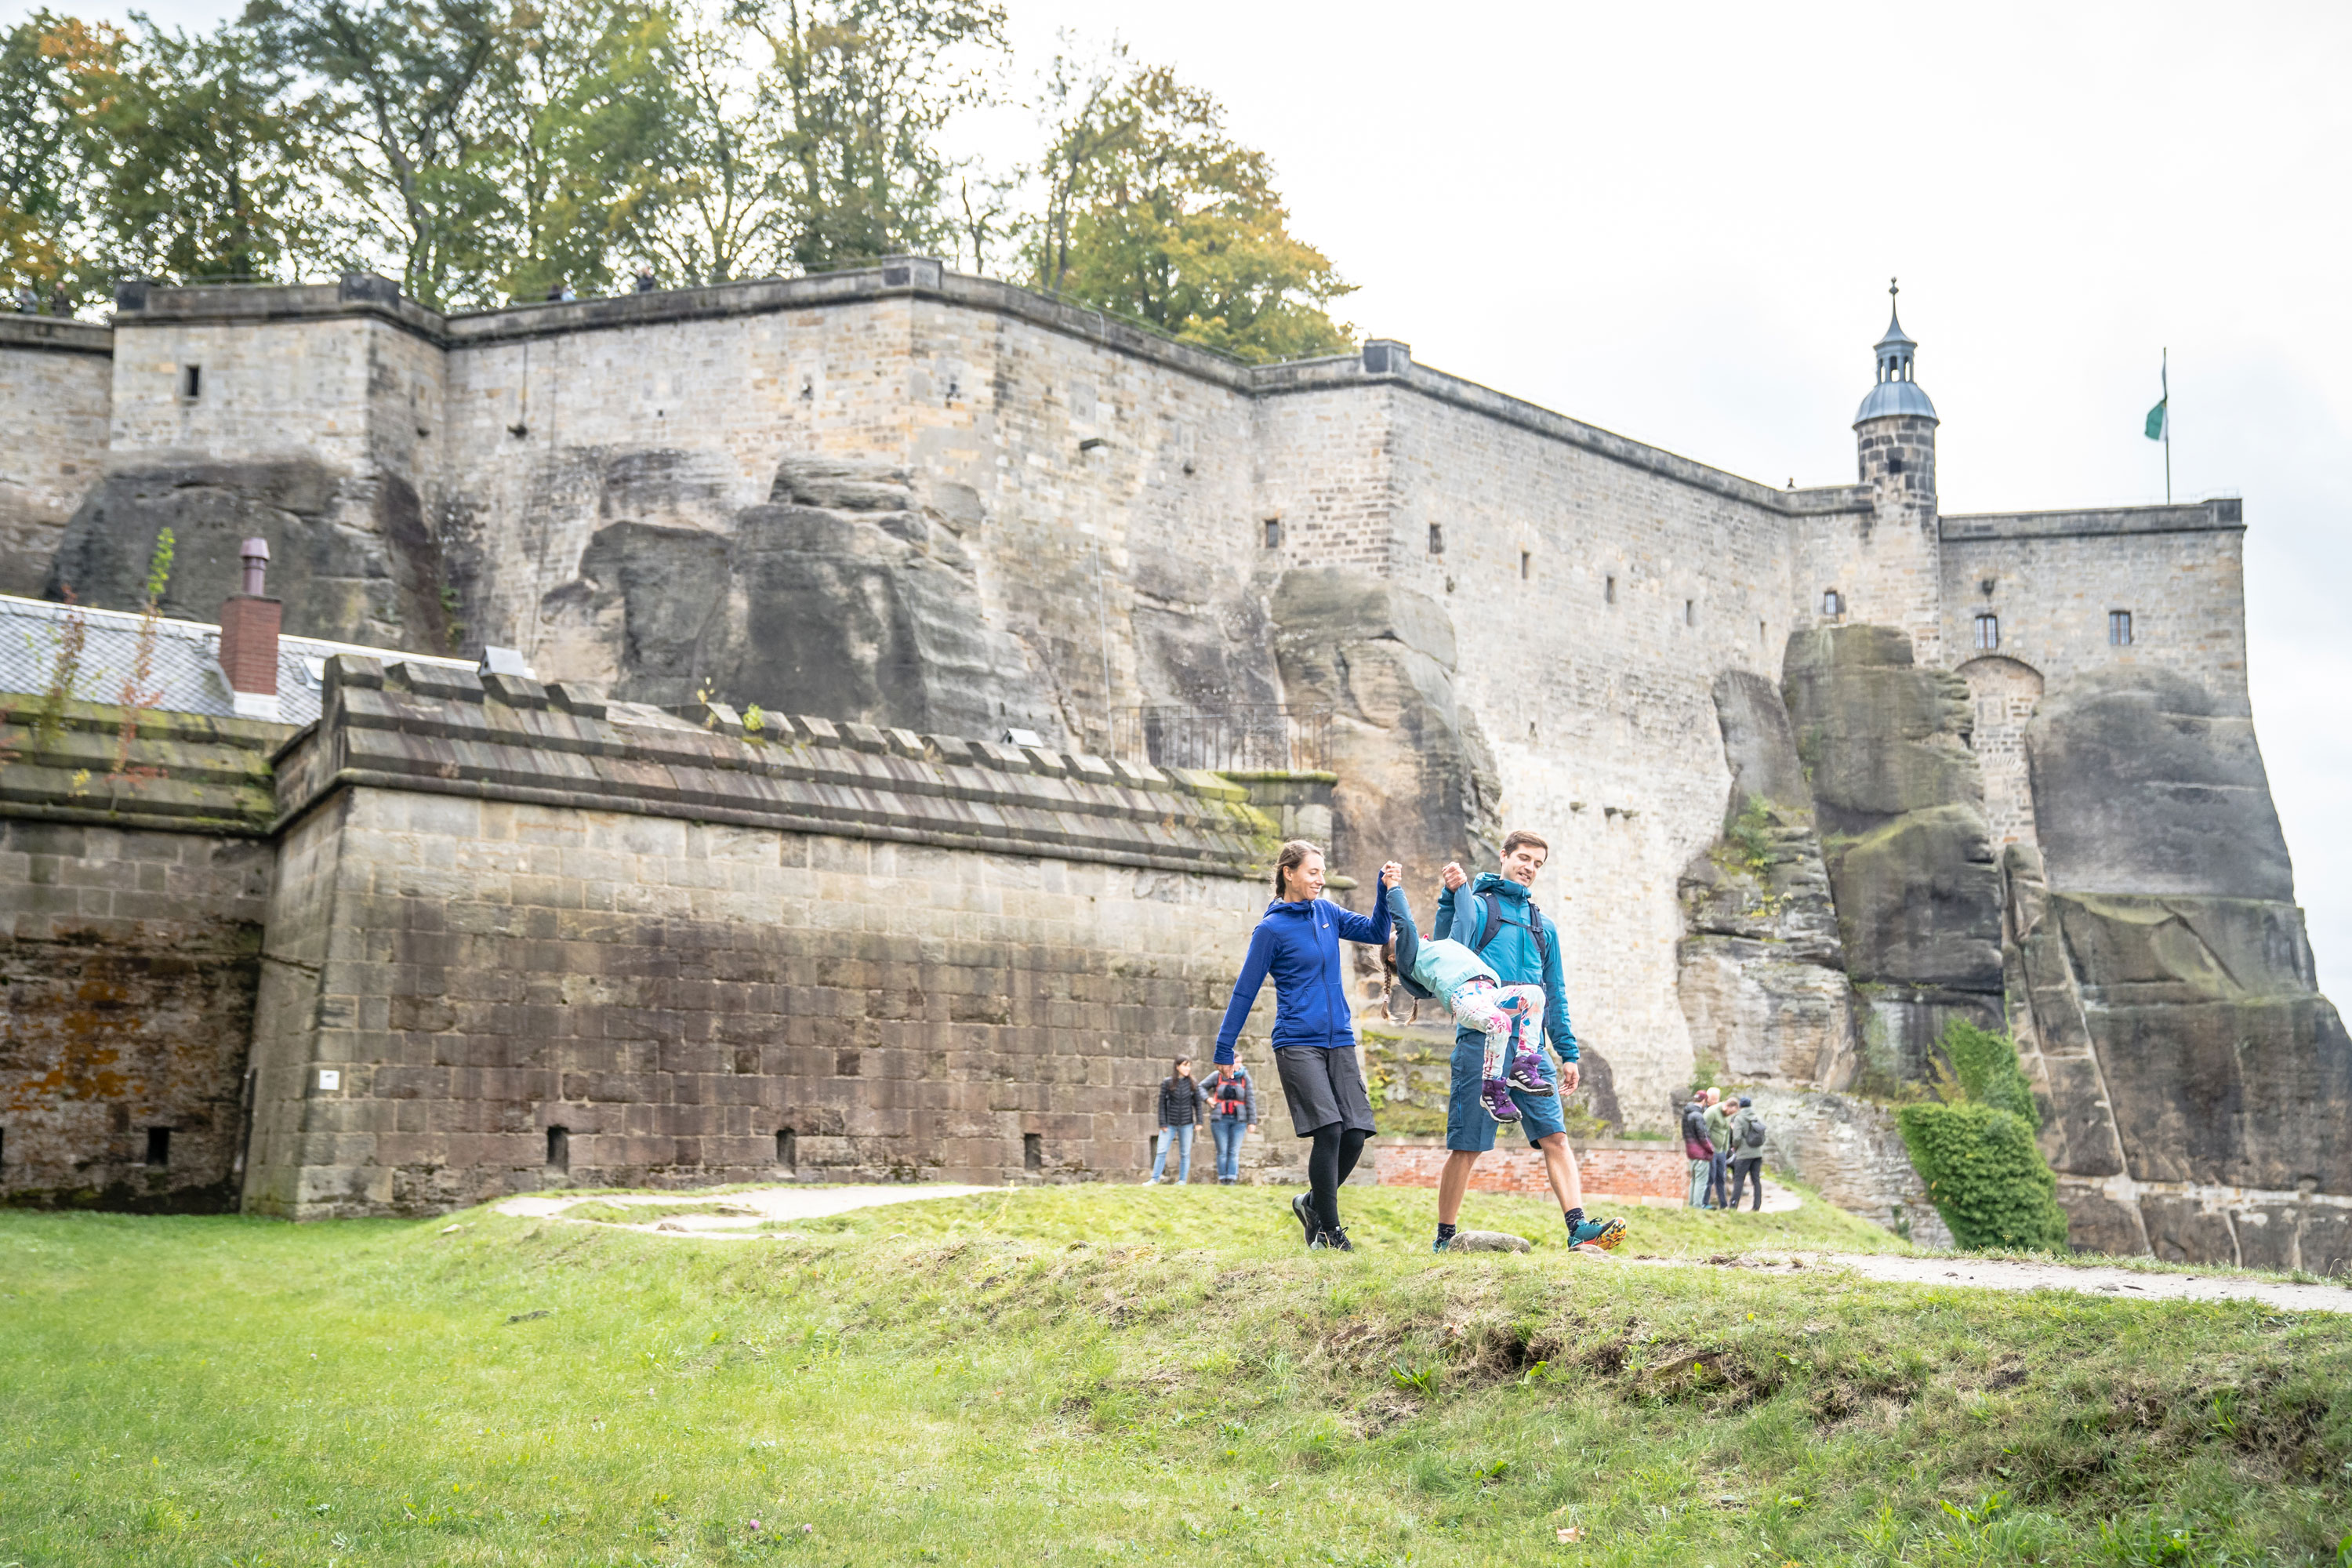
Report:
0,593,474,728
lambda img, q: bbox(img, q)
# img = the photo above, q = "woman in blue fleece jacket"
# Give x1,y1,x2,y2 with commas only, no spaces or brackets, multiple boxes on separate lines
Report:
1214,840,1399,1250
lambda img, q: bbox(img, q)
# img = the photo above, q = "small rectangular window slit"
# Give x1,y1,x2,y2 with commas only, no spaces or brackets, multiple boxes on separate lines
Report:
1605,575,1617,604
179,365,201,400
546,1125,570,1172
1023,1132,1043,1172
776,1127,797,1171
144,1127,170,1168
1427,523,1444,555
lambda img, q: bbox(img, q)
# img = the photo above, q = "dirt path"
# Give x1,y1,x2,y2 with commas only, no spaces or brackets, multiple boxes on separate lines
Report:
1645,1250,2352,1315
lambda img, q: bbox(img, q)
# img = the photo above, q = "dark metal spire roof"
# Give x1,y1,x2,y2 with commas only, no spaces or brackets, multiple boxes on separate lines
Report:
1855,276,1937,425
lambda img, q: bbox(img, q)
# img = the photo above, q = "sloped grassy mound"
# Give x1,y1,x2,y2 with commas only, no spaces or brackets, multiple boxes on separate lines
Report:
2,1187,2346,1566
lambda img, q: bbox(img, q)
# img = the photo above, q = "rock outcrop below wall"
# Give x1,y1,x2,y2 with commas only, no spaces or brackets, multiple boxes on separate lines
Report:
1678,670,1859,1089
1271,568,1501,885
546,456,1063,740
1783,626,2002,1073
243,655,1277,1218
47,459,457,653
2011,668,2352,1270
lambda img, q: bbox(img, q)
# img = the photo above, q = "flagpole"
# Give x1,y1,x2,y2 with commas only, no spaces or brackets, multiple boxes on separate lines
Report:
2162,347,2172,503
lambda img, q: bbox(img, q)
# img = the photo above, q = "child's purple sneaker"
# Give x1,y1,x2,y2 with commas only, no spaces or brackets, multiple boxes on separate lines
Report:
1507,1047,1548,1094
1481,1079,1522,1123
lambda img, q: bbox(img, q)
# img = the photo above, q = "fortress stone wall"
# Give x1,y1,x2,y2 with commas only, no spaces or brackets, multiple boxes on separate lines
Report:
2,261,2341,1261
0,316,112,597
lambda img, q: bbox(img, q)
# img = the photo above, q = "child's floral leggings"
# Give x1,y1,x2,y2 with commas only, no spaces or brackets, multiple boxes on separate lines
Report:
1444,978,1547,1080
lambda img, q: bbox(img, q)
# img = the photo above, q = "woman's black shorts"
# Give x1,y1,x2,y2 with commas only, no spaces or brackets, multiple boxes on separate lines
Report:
1273,1044,1377,1138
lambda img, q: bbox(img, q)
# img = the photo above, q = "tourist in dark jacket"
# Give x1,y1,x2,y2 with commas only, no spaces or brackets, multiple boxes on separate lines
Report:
1203,1062,1256,1184
1682,1091,1717,1207
1214,840,1399,1249
1149,1057,1206,1183
1728,1096,1767,1210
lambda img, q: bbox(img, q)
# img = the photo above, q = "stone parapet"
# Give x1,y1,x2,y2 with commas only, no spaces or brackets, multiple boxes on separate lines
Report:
277,656,1276,878
0,698,287,834
1940,498,2243,542
0,314,113,358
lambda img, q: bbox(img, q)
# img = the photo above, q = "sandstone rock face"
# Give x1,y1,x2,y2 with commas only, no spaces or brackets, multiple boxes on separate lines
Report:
544,457,1063,742
1271,568,1499,881
1743,1086,1954,1249
1782,625,2002,1070
45,459,454,651
1678,671,1860,1090
2013,667,2352,1272
2027,666,2294,900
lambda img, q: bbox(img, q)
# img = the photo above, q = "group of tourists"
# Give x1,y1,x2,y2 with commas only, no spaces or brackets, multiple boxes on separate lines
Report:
1174,829,1629,1256
1682,1086,1768,1210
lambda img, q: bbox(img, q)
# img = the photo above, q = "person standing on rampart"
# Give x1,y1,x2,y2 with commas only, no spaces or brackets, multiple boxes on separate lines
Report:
1214,840,1398,1250
1428,832,1626,1254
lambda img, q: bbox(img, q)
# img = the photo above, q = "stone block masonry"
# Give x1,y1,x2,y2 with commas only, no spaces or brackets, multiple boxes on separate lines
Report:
241,656,1280,1218
0,315,112,598
0,700,285,1208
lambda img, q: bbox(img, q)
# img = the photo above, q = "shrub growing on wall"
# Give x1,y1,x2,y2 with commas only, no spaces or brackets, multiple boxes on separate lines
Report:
1896,1021,2071,1252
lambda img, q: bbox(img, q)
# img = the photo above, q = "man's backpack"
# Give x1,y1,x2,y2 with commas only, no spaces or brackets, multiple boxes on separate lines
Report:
1741,1110,1768,1149
1468,889,1552,978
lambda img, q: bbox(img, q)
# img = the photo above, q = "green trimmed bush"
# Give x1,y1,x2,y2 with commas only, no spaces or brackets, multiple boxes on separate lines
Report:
1940,1016,2040,1127
1897,1020,2071,1251
1897,1101,2071,1251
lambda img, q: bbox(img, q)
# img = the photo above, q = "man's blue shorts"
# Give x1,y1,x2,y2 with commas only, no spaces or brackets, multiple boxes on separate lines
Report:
1445,1030,1567,1152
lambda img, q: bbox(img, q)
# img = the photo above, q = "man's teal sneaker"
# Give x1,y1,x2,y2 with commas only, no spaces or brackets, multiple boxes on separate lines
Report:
1568,1215,1627,1251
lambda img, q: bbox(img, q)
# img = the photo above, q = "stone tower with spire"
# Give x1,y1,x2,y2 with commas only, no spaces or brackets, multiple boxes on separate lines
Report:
1849,280,1944,663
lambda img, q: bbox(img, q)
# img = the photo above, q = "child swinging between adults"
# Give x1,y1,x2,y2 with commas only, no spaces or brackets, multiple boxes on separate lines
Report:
1214,840,1399,1250
1422,832,1627,1254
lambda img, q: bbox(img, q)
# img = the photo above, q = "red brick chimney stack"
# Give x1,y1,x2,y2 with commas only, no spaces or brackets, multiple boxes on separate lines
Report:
217,536,282,720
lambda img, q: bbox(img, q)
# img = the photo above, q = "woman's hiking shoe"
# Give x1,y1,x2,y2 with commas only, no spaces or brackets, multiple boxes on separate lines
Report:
1567,1215,1628,1251
1431,1232,1453,1253
1506,1048,1549,1093
1481,1079,1522,1123
1290,1192,1317,1244
1321,1227,1355,1251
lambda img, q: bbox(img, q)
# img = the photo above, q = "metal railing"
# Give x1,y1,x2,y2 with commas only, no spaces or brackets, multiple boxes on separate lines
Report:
1109,705,1331,775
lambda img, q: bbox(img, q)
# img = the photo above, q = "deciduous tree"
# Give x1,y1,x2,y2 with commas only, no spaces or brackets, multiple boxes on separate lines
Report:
1031,63,1352,364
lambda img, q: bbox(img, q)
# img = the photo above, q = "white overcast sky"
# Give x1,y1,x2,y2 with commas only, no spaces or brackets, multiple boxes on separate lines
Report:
19,0,2350,999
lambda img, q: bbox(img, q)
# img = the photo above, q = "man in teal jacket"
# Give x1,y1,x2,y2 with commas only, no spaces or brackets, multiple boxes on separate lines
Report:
1429,829,1626,1254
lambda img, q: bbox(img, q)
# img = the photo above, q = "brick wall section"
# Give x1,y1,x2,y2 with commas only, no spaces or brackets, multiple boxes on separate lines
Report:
241,656,1273,1217
0,701,285,1208
0,316,111,597
1374,1138,1687,1200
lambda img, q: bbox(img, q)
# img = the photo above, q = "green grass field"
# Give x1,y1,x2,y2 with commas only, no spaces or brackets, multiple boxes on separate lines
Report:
4,1185,2348,1566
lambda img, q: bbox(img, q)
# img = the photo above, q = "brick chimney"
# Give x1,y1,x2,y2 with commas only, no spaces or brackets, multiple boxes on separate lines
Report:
217,536,282,721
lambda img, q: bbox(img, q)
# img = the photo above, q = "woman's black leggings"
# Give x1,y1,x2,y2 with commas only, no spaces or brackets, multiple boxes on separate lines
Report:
1308,1123,1370,1235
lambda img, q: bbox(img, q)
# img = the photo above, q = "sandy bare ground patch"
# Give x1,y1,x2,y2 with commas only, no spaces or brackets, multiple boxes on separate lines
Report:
1640,1250,2352,1315
494,1183,991,1236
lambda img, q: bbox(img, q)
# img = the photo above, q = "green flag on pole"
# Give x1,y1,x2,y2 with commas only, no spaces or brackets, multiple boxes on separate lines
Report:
2144,397,2167,441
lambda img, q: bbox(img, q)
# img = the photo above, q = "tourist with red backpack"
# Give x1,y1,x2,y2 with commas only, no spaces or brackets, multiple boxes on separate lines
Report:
1203,1062,1257,1183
